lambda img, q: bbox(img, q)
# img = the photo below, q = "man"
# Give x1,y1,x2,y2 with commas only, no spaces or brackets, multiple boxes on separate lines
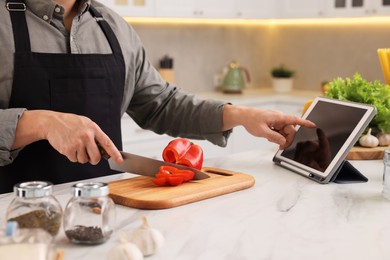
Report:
0,0,315,193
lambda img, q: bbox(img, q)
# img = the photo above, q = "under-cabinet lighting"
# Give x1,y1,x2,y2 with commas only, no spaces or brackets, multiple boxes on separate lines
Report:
124,16,390,26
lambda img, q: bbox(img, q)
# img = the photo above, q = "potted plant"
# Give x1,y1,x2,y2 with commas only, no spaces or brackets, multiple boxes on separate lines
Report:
271,64,295,93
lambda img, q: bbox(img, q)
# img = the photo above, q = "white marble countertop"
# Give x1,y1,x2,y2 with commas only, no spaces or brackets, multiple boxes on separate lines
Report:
0,148,389,260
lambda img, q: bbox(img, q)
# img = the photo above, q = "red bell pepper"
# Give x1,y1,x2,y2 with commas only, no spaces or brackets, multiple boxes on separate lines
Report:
162,138,203,170
152,165,195,186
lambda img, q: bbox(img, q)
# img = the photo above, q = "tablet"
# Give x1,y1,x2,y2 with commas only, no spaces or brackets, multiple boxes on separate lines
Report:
273,96,376,184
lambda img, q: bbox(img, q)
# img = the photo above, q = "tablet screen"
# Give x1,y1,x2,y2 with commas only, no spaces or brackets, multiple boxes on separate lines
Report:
273,97,376,183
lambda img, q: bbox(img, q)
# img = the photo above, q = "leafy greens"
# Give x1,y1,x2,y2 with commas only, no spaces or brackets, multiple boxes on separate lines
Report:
325,73,390,134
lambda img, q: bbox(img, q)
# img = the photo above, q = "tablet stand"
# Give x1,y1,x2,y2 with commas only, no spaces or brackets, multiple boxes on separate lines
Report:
330,160,368,184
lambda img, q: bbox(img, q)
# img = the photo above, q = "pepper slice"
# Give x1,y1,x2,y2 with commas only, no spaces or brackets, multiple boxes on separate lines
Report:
152,165,194,186
162,138,203,170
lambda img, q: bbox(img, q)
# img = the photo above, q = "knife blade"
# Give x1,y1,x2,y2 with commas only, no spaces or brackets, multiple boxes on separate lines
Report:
108,151,210,180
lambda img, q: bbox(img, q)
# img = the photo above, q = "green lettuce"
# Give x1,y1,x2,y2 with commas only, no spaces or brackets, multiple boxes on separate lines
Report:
325,73,390,134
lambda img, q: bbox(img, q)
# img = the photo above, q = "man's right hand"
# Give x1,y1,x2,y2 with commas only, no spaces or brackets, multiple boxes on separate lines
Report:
12,110,123,165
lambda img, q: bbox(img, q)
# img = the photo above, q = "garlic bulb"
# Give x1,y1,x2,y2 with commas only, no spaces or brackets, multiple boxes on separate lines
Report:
128,216,164,256
359,128,379,148
377,132,390,146
107,233,143,260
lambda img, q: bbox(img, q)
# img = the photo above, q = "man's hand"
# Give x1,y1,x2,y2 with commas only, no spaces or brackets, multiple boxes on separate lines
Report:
12,110,123,165
223,105,316,149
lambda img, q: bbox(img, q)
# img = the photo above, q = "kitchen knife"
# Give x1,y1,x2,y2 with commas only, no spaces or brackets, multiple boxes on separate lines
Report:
108,151,210,180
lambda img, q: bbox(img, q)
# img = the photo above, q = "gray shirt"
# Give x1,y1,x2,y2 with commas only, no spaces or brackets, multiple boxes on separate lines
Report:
0,0,228,166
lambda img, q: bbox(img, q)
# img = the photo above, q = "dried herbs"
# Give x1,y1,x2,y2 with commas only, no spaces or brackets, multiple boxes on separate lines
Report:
8,209,62,236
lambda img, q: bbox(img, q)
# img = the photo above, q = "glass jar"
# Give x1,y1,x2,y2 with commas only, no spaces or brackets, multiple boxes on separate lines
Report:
6,181,63,237
63,182,115,245
383,148,390,199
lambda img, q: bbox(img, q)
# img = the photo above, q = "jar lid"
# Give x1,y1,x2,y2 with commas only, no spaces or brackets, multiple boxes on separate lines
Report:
14,181,53,198
72,182,109,198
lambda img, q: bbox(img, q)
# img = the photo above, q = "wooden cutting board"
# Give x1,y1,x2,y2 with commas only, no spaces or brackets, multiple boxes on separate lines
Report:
347,146,390,160
108,167,255,210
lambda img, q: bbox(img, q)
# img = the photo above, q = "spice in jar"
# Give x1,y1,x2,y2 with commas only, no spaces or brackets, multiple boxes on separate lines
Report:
63,182,115,245
65,225,104,243
8,209,62,237
6,181,63,237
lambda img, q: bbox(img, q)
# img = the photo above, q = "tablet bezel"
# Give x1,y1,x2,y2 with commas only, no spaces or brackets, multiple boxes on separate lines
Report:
273,96,376,184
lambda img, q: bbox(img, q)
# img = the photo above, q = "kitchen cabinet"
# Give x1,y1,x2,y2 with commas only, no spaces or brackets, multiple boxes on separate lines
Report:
326,0,390,17
234,0,276,19
98,0,155,17
155,0,275,19
277,0,326,18
98,0,390,19
155,0,235,18
120,113,172,159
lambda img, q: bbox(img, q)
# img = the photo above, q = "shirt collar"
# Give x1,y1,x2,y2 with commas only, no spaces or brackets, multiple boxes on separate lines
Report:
24,0,92,23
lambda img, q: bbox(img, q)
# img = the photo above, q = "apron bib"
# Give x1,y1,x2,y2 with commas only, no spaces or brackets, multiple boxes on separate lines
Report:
1,1,125,193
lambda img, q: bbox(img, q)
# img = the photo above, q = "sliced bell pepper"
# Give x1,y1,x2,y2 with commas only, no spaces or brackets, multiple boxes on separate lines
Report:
166,175,184,186
152,165,194,186
162,138,203,170
152,177,168,186
174,170,194,182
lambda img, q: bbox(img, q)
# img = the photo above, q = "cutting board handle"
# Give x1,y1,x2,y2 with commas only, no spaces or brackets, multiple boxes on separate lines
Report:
202,167,234,176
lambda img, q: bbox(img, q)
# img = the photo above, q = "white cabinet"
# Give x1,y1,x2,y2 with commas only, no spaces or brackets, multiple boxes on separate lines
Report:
155,0,235,18
155,0,274,18
372,0,390,15
99,0,155,17
99,0,390,19
235,0,275,19
120,114,172,159
326,0,390,17
197,0,235,18
154,0,196,18
277,0,326,18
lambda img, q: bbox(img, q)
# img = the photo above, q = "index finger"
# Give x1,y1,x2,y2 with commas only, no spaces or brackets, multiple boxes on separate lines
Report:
95,134,123,164
284,115,316,128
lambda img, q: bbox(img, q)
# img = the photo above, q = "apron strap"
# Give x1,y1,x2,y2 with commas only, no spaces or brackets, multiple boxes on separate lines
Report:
6,0,31,52
88,5,124,57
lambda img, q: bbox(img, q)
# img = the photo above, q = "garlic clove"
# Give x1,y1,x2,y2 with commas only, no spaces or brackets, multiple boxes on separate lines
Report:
107,232,144,260
128,216,165,257
377,132,390,146
359,128,379,148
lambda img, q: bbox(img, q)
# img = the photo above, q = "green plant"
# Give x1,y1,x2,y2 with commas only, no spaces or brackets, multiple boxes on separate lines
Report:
325,73,390,134
271,64,295,78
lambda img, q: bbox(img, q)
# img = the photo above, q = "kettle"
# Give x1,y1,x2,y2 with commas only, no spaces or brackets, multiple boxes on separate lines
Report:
222,61,250,93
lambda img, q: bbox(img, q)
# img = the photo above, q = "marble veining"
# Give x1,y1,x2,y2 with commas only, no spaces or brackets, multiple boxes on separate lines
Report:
0,148,389,260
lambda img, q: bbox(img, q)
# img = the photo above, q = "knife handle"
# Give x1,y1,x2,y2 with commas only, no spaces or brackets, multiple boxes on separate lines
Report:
97,143,111,160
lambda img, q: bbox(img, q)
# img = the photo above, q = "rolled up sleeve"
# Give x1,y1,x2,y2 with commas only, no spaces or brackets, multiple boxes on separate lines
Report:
0,108,26,166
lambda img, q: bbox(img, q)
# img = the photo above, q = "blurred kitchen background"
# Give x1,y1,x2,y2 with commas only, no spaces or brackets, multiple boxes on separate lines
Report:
99,0,390,93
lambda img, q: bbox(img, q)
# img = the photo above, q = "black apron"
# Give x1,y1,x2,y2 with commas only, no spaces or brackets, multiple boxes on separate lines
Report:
1,1,125,193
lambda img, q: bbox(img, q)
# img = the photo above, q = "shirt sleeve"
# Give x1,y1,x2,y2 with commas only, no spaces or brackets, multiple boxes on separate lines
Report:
126,47,230,147
0,108,26,166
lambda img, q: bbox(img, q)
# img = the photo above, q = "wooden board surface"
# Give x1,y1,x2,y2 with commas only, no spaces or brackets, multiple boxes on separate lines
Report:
347,146,390,160
108,167,255,210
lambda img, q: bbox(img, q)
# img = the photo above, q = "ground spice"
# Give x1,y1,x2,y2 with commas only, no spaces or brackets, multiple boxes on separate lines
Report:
8,209,62,236
65,225,105,244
